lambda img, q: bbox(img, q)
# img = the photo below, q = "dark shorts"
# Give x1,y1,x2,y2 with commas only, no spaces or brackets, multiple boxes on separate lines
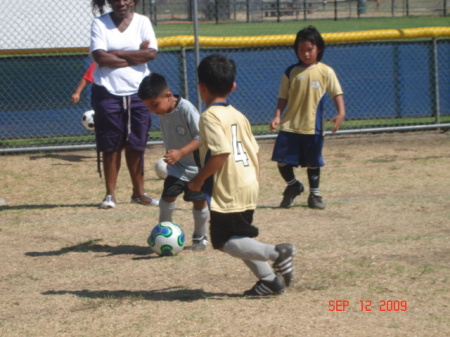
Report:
162,175,206,202
271,131,325,167
210,210,259,250
91,84,151,153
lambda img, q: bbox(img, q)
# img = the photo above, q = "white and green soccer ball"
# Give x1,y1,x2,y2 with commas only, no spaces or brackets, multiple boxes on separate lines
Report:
147,221,185,256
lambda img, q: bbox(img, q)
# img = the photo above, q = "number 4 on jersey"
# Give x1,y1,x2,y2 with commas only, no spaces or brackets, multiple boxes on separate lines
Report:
231,124,249,166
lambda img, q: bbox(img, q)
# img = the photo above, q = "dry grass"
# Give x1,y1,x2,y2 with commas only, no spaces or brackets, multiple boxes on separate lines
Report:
1,131,449,336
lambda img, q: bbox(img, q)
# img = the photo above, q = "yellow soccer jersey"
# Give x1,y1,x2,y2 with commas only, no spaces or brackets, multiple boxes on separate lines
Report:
199,104,260,213
278,62,343,135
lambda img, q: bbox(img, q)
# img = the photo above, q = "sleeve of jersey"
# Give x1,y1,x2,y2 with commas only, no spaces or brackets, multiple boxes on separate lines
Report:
277,73,290,100
326,67,344,98
90,19,106,54
202,113,231,156
141,16,158,51
184,105,200,140
82,62,96,83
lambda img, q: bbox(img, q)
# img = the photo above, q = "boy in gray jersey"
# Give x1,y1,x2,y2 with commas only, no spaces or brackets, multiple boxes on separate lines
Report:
138,73,209,251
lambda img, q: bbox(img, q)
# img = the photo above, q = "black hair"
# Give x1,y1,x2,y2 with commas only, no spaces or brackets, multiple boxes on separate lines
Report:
293,25,325,63
197,54,236,96
138,73,169,100
91,0,140,15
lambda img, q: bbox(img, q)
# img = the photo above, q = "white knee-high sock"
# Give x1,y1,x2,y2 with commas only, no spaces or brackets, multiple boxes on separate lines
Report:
223,236,278,262
193,206,209,237
158,199,176,223
243,259,276,281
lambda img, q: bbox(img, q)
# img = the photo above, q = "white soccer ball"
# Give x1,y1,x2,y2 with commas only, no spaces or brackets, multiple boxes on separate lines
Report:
81,110,95,130
154,157,168,179
147,221,185,256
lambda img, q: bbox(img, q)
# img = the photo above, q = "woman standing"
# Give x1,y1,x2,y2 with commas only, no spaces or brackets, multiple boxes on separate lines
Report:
90,0,159,209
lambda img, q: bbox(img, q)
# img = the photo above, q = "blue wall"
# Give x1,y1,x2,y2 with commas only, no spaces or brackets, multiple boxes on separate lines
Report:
1,40,449,139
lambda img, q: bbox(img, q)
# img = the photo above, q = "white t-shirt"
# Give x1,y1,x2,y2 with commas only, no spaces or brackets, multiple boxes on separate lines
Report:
90,13,158,96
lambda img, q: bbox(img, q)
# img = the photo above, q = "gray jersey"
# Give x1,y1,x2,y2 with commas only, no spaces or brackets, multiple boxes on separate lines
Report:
159,97,201,181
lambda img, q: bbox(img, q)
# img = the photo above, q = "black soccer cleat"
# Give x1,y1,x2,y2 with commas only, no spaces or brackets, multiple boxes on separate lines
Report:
243,275,286,296
307,193,326,210
280,181,304,208
273,243,296,287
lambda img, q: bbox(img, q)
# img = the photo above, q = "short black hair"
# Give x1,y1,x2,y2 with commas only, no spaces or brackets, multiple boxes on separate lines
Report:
197,54,236,96
294,25,325,63
92,0,141,15
138,73,169,100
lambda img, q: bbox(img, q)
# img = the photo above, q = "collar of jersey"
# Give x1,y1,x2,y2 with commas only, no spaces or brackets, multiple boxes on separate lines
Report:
210,102,229,107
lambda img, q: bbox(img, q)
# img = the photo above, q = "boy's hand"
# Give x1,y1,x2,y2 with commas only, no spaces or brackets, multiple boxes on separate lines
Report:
269,116,280,132
164,149,183,165
328,114,345,133
188,177,203,192
330,95,345,133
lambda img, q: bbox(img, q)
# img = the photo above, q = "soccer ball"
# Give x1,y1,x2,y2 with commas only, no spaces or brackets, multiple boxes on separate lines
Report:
81,110,95,130
147,221,185,256
154,157,168,179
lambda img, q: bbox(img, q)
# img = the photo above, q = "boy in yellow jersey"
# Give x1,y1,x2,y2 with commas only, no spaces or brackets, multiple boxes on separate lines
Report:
188,54,295,296
270,25,346,209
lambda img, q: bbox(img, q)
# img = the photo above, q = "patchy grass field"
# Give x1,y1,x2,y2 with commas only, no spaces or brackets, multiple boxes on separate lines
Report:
0,131,449,336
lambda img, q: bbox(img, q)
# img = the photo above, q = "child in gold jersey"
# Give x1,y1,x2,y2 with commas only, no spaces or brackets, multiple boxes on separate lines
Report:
270,26,346,209
189,54,295,296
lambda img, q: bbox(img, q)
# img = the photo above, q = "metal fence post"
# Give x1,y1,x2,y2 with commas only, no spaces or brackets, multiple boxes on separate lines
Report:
393,44,401,118
277,0,281,22
192,0,202,111
334,0,338,21
215,0,219,23
181,47,189,101
246,0,250,22
303,0,307,20
431,38,440,124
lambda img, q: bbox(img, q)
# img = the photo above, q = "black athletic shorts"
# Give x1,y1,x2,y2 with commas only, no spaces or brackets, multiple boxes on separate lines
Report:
162,175,206,202
210,210,259,250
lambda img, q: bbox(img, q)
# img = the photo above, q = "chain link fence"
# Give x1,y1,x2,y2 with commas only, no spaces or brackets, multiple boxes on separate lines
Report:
0,1,449,153
141,0,448,23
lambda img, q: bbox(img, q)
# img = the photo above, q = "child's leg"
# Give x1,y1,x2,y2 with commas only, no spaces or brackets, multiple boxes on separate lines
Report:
307,167,320,195
223,236,278,262
278,162,296,184
224,237,278,286
192,200,209,237
278,163,304,208
223,236,293,296
307,167,325,210
159,197,176,223
191,201,209,251
242,259,276,282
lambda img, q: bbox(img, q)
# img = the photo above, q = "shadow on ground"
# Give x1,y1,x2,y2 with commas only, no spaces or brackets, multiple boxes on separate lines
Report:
42,287,244,302
25,239,154,257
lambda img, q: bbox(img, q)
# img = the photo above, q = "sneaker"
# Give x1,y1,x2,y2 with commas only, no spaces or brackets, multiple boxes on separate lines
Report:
307,193,326,210
191,235,208,251
131,193,159,206
273,243,295,287
243,275,286,296
280,181,304,208
99,195,116,209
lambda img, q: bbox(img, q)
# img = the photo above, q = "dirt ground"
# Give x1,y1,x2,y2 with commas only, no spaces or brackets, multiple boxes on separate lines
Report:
0,131,449,336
